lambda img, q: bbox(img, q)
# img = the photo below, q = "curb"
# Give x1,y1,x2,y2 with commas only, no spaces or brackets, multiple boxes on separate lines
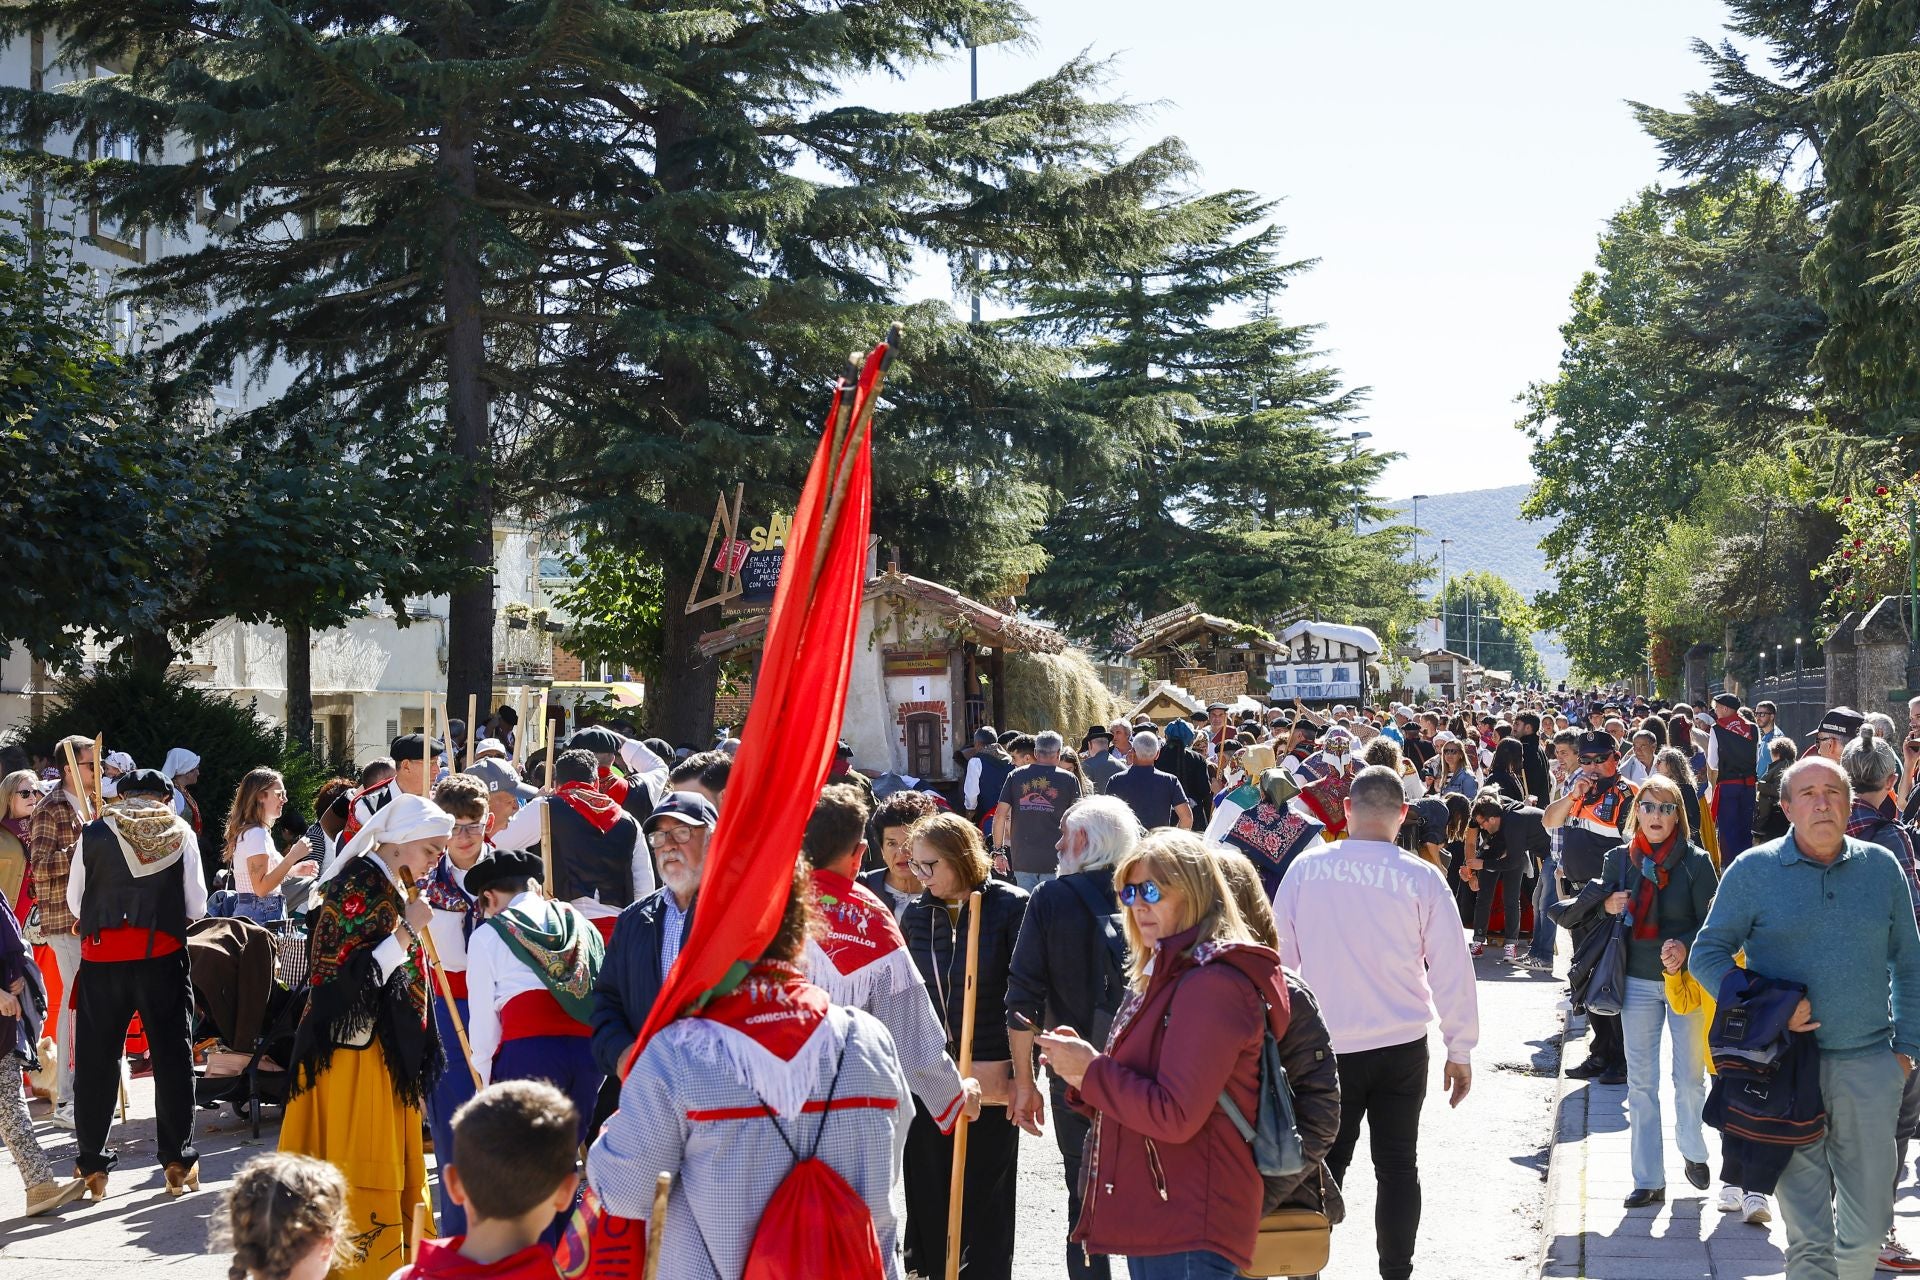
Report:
1537,1004,1584,1278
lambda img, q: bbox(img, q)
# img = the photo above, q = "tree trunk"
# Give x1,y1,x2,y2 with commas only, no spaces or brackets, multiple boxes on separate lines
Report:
285,617,313,754
653,554,719,744
438,121,495,731
118,628,176,677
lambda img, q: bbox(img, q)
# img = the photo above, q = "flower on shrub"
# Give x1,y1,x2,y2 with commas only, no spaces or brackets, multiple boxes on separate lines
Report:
1816,474,1920,626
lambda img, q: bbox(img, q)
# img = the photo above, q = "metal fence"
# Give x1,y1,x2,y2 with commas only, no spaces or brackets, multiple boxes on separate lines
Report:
1746,669,1828,742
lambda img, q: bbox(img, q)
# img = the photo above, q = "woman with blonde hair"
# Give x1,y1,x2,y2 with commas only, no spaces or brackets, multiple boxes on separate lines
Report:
899,811,1028,1280
0,770,41,920
1559,771,1717,1209
1036,830,1291,1278
223,769,317,925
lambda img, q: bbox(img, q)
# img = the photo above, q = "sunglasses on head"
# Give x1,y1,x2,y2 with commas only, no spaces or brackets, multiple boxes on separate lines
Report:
1119,880,1163,906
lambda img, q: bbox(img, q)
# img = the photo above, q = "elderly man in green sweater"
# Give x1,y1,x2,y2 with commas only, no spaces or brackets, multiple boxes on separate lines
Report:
1692,755,1920,1280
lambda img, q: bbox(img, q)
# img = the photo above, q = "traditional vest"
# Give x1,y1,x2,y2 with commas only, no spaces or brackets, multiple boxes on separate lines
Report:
547,800,640,910
78,820,188,953
1712,723,1759,784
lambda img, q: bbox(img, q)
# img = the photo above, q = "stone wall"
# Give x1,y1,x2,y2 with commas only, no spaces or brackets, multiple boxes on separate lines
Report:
1825,597,1912,716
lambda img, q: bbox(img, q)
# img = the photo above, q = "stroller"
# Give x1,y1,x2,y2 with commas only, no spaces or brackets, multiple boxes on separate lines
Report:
188,916,307,1137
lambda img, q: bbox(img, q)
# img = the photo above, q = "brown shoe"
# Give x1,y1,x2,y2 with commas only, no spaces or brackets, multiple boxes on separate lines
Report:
25,1178,88,1215
163,1161,199,1197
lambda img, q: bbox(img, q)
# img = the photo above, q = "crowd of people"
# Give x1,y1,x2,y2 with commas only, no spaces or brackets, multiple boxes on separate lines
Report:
2,681,1918,1280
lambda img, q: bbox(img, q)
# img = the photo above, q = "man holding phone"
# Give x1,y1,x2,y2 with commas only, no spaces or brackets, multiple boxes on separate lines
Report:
1545,730,1638,1084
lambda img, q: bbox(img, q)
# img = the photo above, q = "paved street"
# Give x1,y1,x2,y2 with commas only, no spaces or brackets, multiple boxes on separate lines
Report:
0,937,1566,1278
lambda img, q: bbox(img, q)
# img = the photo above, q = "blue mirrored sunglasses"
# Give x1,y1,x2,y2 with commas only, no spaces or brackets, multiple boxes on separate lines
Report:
1119,880,1163,906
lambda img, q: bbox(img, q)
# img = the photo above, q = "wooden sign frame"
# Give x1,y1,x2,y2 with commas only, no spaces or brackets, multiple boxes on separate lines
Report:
684,484,747,615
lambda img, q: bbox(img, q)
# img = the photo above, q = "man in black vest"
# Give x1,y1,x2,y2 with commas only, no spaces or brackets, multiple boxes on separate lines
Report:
1706,692,1759,862
65,769,207,1198
493,748,652,943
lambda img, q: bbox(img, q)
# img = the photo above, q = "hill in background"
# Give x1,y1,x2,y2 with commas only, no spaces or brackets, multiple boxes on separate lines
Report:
1368,484,1570,682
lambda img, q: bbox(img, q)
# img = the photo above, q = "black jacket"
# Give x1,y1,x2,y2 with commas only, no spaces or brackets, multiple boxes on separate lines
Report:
902,877,1028,1063
1518,736,1552,808
1481,800,1551,872
1160,742,1214,826
1004,870,1125,1050
1271,970,1345,1223
589,886,695,1077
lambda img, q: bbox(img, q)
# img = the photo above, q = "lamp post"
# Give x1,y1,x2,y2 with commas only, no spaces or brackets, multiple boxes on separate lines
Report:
1410,492,1428,576
1348,431,1373,533
1439,538,1452,650
1795,636,1803,678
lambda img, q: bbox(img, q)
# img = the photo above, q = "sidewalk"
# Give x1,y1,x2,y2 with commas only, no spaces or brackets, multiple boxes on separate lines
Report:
1536,1006,1920,1280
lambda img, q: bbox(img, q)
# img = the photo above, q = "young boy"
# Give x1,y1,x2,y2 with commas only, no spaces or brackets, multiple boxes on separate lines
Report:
463,850,606,1143
423,773,494,1235
390,1080,581,1280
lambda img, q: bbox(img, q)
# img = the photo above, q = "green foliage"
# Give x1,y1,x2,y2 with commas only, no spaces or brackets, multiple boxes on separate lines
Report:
9,668,347,837
1434,572,1544,685
551,537,663,683
1813,474,1920,622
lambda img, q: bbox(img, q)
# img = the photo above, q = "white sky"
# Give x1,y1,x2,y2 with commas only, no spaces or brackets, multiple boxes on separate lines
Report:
838,0,1738,497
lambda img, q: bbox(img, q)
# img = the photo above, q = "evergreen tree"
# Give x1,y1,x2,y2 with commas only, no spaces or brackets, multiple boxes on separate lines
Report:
1015,190,1401,642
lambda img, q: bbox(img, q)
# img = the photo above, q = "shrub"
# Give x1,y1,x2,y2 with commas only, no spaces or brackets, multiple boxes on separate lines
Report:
8,667,348,846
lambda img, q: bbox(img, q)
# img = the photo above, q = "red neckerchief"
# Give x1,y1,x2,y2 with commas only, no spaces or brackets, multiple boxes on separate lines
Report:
809,868,907,973
1715,712,1754,740
408,1237,562,1280
695,962,830,1060
556,781,621,833
340,777,394,843
1629,830,1681,941
596,767,629,806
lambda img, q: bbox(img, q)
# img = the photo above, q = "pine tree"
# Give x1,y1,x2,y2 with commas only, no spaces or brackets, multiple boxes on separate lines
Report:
1014,190,1399,642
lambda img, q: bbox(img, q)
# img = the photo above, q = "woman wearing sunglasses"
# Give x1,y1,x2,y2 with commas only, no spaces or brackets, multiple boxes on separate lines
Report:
898,812,1028,1280
1035,830,1289,1279
1561,772,1718,1209
1433,736,1480,800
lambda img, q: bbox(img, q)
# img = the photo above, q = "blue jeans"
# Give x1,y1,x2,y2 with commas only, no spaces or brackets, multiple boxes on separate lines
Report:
1776,1050,1902,1280
1014,871,1056,891
1528,856,1559,961
1621,976,1708,1188
1126,1250,1240,1279
231,892,284,925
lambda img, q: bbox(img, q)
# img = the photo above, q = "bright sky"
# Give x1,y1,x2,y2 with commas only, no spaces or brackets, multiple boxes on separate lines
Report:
842,0,1737,498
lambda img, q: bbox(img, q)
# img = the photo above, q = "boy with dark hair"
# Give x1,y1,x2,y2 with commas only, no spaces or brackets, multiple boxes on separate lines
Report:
491,750,652,942
667,750,731,807
393,1079,581,1279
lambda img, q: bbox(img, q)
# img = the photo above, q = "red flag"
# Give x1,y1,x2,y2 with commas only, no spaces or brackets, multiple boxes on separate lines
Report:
624,331,892,1070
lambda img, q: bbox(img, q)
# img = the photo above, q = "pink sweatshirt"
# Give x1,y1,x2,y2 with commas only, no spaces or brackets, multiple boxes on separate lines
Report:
1272,838,1479,1064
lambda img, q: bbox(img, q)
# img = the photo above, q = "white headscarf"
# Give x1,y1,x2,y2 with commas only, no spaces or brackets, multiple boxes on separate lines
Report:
104,751,136,774
318,792,454,886
160,749,200,780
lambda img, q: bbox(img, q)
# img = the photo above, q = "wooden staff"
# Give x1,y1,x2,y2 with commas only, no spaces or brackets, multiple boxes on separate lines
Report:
466,692,478,768
534,689,550,763
944,889,983,1280
92,734,105,813
422,693,436,796
642,1172,672,1280
60,739,95,822
410,1199,430,1260
540,723,558,899
515,686,529,767
413,892,483,1091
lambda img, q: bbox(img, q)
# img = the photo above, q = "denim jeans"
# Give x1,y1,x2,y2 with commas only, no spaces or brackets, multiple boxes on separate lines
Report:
1621,976,1709,1188
1528,855,1559,961
1014,870,1056,892
1777,1050,1903,1280
1126,1250,1240,1279
230,892,284,925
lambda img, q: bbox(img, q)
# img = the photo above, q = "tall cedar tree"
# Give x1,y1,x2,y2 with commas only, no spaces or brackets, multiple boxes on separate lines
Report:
517,9,1189,739
1014,190,1403,644
0,216,466,747
0,0,746,725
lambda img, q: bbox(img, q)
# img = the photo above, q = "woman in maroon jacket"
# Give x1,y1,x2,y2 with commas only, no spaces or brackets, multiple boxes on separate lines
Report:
1038,830,1291,1279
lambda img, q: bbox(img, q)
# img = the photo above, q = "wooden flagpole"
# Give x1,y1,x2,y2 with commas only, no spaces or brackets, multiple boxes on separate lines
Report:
60,740,94,823
642,1172,672,1280
466,693,478,769
944,889,983,1280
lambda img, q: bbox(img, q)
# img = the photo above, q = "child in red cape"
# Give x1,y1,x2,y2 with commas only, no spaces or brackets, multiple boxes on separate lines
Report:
389,1080,580,1280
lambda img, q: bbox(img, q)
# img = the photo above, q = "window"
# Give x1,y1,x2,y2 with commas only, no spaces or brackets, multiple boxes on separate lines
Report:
89,133,144,260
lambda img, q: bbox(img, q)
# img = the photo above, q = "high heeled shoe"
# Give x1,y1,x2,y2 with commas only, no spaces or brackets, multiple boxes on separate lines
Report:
163,1161,199,1197
78,1170,108,1201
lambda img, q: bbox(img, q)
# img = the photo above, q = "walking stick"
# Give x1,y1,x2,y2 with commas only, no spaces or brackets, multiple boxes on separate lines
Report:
943,889,983,1280
642,1171,672,1280
466,693,478,769
92,734,105,813
410,1199,430,1260
60,740,95,822
540,721,559,898
412,895,483,1091
423,695,436,797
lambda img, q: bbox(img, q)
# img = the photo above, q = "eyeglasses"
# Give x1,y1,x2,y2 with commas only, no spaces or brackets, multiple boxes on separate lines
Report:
1636,801,1679,817
1119,880,1163,906
451,822,486,838
908,858,940,879
646,826,700,850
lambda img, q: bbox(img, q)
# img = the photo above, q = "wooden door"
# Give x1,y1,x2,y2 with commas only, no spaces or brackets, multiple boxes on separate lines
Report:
906,712,941,781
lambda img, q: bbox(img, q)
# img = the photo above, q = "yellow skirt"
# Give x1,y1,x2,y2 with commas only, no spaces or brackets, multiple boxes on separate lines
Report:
281,1042,434,1280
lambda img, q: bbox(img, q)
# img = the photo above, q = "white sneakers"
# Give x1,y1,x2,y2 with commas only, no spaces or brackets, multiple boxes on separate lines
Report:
46,1101,74,1131
1718,1186,1771,1225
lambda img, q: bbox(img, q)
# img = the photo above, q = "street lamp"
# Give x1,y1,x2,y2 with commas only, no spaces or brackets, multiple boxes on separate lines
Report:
1410,493,1428,574
1439,538,1452,650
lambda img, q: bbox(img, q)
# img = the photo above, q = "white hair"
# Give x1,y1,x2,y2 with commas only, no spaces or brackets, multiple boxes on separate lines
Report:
1034,730,1065,757
1131,731,1162,759
1059,796,1143,872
